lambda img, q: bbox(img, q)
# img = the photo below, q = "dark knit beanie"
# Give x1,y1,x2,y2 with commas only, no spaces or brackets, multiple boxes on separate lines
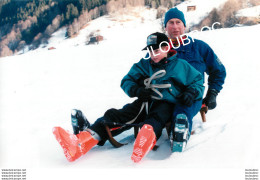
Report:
164,8,186,27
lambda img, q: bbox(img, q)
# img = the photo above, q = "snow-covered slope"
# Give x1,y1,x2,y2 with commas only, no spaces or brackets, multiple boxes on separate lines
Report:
175,0,229,27
236,5,260,17
1,6,260,180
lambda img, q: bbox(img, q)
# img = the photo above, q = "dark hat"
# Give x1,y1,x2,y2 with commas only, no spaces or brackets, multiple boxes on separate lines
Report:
164,8,186,27
142,32,169,51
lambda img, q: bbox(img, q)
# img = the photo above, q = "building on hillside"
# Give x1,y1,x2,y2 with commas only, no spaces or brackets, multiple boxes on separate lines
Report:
87,35,104,45
187,5,196,12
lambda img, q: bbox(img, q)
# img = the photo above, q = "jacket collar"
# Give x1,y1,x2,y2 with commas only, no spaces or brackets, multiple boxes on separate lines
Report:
150,50,178,68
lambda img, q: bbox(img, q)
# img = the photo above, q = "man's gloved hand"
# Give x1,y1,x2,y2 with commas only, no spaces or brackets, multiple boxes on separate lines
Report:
203,89,219,110
135,87,153,102
179,88,198,107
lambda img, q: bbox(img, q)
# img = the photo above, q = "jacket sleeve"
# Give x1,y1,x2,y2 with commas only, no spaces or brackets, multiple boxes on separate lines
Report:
198,40,226,92
120,60,149,97
174,59,205,100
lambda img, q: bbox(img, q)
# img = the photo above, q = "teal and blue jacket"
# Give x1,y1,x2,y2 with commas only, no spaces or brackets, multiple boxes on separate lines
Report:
121,52,205,104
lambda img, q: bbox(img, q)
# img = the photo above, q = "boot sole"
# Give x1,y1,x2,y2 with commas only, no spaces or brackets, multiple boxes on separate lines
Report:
53,127,80,162
131,125,156,163
171,114,189,153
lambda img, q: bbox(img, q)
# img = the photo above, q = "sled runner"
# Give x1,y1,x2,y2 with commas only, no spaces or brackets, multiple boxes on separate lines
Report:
104,104,208,149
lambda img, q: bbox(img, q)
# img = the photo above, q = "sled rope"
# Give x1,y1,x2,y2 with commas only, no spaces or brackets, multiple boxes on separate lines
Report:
125,70,171,125
144,69,172,100
105,70,171,148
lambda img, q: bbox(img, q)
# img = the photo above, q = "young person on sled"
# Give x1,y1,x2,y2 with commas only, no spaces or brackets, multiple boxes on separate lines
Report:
53,32,204,163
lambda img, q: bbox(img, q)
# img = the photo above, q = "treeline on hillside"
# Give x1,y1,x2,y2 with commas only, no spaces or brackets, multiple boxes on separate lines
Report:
0,0,112,57
0,0,177,58
66,0,146,37
195,0,260,30
67,0,176,37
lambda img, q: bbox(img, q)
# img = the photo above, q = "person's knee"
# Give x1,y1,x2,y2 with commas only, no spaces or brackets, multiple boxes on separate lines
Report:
104,108,120,123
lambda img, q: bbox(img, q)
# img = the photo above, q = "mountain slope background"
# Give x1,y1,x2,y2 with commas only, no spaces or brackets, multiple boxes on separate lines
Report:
1,0,259,57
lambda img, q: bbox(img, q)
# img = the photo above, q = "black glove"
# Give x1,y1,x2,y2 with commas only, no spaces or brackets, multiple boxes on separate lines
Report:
203,89,218,110
179,88,198,107
135,87,153,102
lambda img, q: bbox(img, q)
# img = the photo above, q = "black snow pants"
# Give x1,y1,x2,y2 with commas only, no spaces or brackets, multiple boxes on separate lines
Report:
90,99,174,146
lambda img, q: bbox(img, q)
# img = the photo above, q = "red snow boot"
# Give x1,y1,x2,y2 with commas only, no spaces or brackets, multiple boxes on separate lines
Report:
131,124,156,163
53,127,98,162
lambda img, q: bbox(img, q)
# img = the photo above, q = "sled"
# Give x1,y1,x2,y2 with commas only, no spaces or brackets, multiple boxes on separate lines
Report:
105,104,208,148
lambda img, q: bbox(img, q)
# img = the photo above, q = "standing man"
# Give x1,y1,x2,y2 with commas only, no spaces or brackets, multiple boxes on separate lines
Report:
164,8,226,151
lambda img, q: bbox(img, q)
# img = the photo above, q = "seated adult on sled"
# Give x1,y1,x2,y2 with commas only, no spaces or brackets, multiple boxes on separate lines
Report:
163,7,226,132
53,32,204,163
